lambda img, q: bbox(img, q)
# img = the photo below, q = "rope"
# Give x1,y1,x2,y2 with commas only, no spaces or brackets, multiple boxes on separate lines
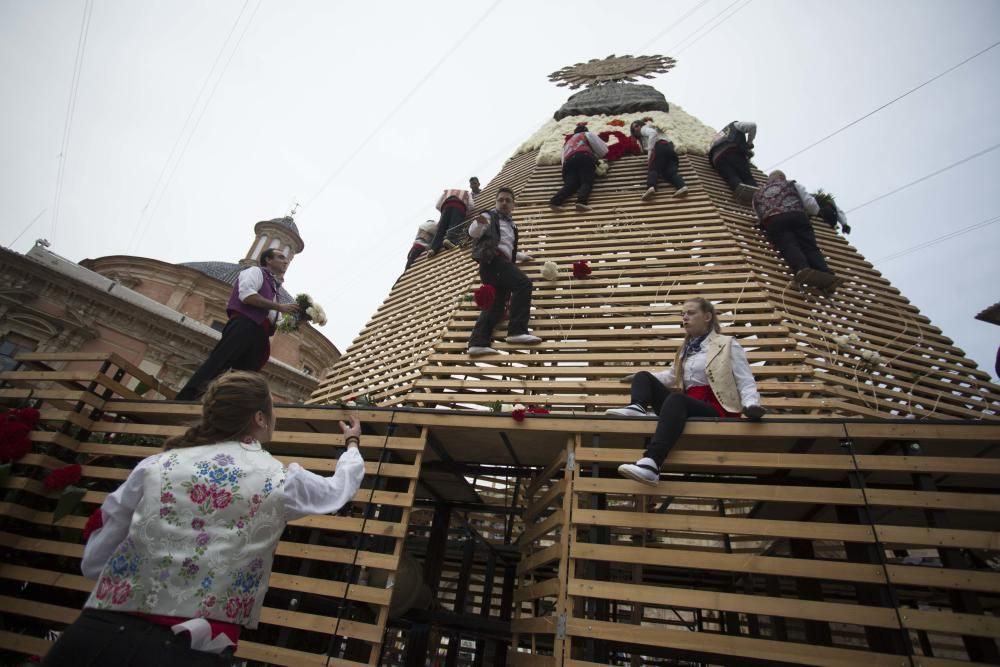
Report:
324,410,396,666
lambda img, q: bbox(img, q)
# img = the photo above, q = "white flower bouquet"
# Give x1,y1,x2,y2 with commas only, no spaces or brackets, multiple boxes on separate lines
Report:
278,293,328,333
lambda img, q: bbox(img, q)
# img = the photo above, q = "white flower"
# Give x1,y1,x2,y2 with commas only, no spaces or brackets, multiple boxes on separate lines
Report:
860,350,874,361
306,306,318,320
848,333,861,343
833,335,849,348
345,400,357,406
517,106,719,167
869,352,884,365
513,403,526,412
595,159,609,177
541,261,559,281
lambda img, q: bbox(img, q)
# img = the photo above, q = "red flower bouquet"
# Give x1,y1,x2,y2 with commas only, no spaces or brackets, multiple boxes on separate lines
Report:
44,463,82,491
473,284,496,310
572,261,592,280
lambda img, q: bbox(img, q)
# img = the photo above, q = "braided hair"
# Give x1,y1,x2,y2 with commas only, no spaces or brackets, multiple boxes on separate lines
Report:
163,371,273,450
671,298,722,392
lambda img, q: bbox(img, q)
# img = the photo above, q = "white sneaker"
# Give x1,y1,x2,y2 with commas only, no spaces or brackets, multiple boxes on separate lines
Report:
442,239,456,249
673,186,688,198
467,346,498,356
605,404,649,417
575,203,593,212
641,187,656,202
618,458,660,486
504,334,541,345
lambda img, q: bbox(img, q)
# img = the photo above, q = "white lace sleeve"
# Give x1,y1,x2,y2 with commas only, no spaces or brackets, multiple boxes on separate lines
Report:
282,447,365,521
81,454,159,579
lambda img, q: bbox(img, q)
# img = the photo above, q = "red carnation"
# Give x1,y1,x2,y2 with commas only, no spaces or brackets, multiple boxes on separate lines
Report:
526,407,550,415
0,436,31,462
608,119,625,127
511,408,526,422
43,463,82,491
572,261,592,280
82,508,104,542
14,407,41,427
473,284,496,310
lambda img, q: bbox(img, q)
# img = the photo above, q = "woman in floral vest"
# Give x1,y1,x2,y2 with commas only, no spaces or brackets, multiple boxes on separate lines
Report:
607,298,765,486
43,371,365,666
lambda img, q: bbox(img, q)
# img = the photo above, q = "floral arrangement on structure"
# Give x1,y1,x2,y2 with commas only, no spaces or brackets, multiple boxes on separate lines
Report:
511,403,550,422
541,261,560,281
833,332,885,369
518,106,719,166
572,260,592,280
597,130,641,162
473,284,496,310
278,293,328,333
0,407,39,463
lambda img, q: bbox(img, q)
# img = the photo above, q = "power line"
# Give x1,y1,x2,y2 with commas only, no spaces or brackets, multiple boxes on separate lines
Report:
767,38,1000,169
303,0,503,208
127,0,252,253
871,213,1000,264
846,141,1000,214
50,0,94,245
129,0,263,254
672,0,754,57
8,208,48,248
636,0,712,52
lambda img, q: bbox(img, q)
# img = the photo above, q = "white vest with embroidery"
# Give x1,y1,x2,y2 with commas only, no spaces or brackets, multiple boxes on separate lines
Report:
85,442,287,629
704,333,743,413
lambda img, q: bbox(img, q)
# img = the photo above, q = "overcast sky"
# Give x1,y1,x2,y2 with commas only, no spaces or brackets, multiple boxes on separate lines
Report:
2,0,999,383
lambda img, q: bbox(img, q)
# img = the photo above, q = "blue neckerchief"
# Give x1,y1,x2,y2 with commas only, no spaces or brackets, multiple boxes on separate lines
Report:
683,334,708,358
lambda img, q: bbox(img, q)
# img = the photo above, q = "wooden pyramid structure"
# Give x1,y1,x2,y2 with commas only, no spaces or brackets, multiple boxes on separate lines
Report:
2,56,999,667
310,71,998,421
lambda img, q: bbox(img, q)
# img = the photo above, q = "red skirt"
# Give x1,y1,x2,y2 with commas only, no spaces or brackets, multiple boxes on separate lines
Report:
685,385,739,418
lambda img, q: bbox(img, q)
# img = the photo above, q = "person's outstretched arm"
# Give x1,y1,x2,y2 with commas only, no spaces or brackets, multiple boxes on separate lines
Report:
282,415,366,520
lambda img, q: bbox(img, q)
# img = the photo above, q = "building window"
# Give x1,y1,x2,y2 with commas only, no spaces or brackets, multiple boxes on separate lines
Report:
0,334,37,373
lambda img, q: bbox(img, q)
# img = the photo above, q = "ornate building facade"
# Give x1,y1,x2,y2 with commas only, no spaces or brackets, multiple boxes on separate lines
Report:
0,215,338,402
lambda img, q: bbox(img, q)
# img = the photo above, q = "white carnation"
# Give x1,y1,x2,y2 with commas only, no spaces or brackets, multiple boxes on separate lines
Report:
541,261,559,281
848,333,861,343
513,403,526,412
833,335,849,348
517,105,719,167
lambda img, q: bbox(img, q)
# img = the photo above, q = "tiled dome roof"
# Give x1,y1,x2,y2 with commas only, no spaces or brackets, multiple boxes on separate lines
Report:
179,261,294,303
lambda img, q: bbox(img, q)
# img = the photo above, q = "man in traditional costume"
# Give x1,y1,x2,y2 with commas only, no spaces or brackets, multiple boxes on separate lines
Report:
709,119,758,202
631,117,688,201
549,123,609,213
176,249,298,400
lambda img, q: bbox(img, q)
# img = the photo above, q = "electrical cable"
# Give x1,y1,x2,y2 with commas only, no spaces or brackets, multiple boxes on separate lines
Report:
304,0,503,208
128,0,263,254
846,141,1000,214
127,0,251,253
635,0,712,52
871,213,1000,265
50,0,94,245
7,208,48,248
766,38,1000,169
672,0,754,57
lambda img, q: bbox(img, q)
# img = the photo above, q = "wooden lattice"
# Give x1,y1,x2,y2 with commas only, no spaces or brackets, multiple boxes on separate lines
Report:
311,151,1000,420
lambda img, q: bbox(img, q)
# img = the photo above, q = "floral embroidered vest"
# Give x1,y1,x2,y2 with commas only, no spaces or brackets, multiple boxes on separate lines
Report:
708,121,749,166
562,133,593,162
752,178,805,226
85,442,287,629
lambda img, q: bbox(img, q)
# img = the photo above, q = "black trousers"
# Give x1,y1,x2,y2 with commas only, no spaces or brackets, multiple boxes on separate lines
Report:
550,153,596,206
630,371,722,467
405,243,426,269
177,316,268,400
713,150,757,190
42,608,235,667
646,142,685,189
469,258,532,347
764,211,830,274
429,204,466,253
